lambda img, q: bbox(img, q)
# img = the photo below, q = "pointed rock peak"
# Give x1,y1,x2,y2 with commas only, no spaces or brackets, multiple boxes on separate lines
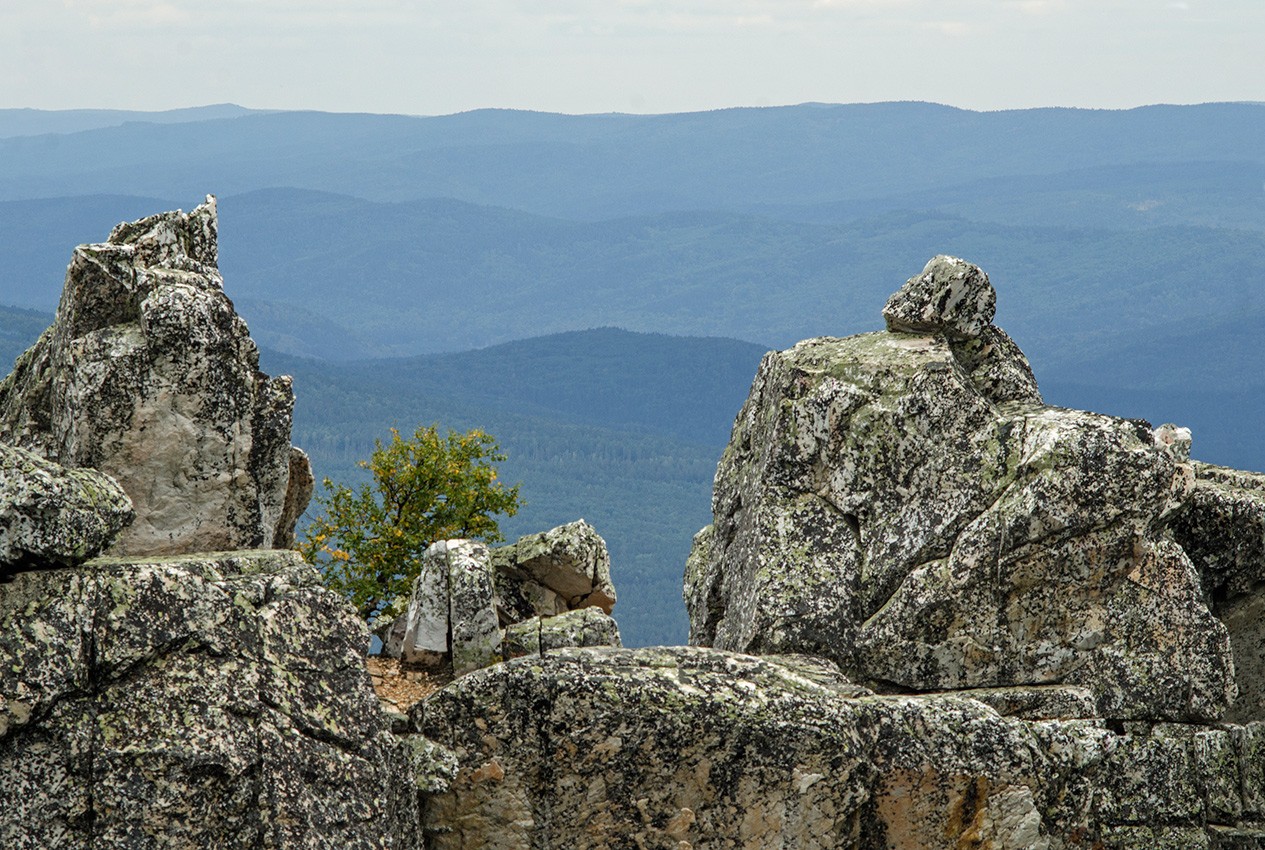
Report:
882,254,996,340
106,194,218,270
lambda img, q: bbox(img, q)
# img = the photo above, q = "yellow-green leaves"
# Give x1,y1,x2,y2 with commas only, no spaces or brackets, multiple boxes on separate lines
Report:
298,424,521,620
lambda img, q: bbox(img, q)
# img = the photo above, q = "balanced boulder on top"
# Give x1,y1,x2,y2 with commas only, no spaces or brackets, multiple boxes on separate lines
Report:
686,255,1237,722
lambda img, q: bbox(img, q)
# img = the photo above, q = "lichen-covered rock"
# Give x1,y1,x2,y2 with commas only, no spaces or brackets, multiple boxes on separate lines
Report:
400,540,501,674
409,645,1265,849
0,443,133,572
883,254,996,339
394,528,623,674
274,446,316,550
0,196,311,556
412,646,1050,850
687,259,1234,722
503,607,623,658
1173,462,1265,722
0,550,420,849
948,324,1042,404
491,519,616,619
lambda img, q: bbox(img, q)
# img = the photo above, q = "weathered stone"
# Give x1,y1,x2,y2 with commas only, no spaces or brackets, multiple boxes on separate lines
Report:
958,685,1097,720
0,196,310,556
410,645,1265,847
1173,462,1265,722
687,259,1235,722
882,254,996,339
502,607,622,658
380,609,410,658
404,734,460,795
273,446,315,549
445,541,502,675
0,442,133,573
491,520,616,619
1092,724,1203,825
399,540,501,674
948,324,1042,404
412,646,1052,850
1100,826,1211,850
0,550,419,849
401,544,458,669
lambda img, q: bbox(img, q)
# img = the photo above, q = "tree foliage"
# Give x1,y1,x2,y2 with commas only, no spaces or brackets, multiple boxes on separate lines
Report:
299,424,521,619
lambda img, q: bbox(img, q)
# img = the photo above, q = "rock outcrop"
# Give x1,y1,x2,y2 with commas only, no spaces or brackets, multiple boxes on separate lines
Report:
405,256,1265,849
0,196,311,556
685,255,1235,723
1172,462,1265,723
0,549,421,849
1,442,133,574
1,200,420,848
410,645,1265,850
389,521,622,673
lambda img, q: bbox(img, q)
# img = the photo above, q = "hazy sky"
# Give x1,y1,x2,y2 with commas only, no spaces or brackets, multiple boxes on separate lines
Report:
2,0,1261,115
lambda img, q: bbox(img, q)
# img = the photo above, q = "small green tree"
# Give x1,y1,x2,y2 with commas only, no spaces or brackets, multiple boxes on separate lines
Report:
299,424,521,620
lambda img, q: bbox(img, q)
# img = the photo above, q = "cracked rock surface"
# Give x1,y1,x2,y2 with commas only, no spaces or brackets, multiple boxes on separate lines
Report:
0,196,311,556
0,442,133,574
0,550,420,849
686,257,1237,722
411,645,1265,849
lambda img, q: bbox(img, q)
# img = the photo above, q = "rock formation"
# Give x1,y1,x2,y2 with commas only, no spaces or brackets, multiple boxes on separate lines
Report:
408,256,1265,849
1,201,417,849
685,254,1234,723
411,645,1265,850
491,519,618,617
14,214,1265,850
1,549,422,849
0,196,312,556
387,520,622,673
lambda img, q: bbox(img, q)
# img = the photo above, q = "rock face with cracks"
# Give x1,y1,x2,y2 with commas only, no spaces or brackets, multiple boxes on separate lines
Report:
0,550,421,849
390,521,622,672
686,256,1239,723
1172,462,1265,723
0,196,312,556
409,645,1265,849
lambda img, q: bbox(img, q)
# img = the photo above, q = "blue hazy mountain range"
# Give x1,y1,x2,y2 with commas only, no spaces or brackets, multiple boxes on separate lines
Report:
0,101,1261,644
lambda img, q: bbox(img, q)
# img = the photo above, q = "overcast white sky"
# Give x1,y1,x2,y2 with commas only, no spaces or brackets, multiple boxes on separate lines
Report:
1,0,1261,115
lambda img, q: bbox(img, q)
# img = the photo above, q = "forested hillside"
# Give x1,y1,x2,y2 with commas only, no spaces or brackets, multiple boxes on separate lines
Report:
1,101,1260,644
262,329,767,646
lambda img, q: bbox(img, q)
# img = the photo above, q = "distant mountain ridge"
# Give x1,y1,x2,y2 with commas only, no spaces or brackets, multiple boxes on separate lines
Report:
0,104,268,139
1,102,1262,219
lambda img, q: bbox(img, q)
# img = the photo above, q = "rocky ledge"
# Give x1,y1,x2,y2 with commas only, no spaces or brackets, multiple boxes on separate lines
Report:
410,255,1265,849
